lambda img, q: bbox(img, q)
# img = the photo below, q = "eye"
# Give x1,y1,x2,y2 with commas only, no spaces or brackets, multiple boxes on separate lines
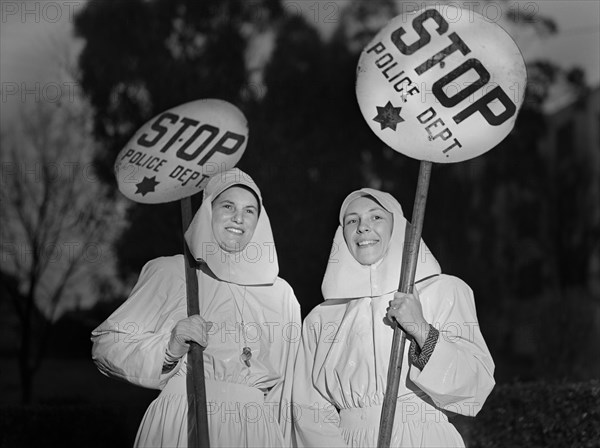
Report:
373,215,383,220
245,208,256,215
345,218,357,225
222,203,233,210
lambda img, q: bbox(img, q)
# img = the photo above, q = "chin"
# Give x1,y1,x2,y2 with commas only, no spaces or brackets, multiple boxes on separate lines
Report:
354,251,384,266
224,240,253,253
219,242,241,253
356,256,378,266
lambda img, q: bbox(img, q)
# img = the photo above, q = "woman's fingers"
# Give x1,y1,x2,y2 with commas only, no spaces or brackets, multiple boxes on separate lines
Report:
169,315,214,354
181,317,213,347
386,292,428,341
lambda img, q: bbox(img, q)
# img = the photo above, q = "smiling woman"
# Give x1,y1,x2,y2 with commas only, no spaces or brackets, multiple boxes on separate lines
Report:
292,188,495,448
90,169,301,448
342,196,393,266
211,186,260,253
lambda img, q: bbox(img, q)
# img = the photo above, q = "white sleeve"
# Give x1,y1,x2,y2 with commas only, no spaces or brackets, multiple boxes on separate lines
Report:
410,276,495,416
292,316,349,448
91,256,187,389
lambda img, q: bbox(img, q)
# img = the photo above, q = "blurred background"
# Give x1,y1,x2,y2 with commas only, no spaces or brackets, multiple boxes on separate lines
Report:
1,0,599,446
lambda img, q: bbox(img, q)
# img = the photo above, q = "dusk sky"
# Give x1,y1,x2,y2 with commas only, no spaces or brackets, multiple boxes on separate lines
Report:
2,1,599,90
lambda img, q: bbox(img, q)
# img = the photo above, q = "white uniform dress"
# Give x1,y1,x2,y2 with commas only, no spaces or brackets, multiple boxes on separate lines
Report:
92,169,301,448
292,188,495,448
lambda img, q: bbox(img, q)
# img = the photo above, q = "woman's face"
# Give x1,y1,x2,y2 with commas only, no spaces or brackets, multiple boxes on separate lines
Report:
211,186,259,253
343,196,393,266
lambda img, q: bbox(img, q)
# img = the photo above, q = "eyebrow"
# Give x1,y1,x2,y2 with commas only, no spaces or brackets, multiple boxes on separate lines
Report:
216,199,258,209
344,207,386,218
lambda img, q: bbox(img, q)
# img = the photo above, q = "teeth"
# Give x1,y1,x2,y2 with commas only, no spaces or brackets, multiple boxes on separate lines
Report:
226,228,243,234
358,240,377,246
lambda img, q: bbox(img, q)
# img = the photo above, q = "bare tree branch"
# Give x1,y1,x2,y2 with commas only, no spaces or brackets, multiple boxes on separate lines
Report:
2,96,127,403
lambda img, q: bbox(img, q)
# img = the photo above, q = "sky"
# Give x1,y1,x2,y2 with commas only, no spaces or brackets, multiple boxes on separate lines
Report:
1,1,598,103
1,1,599,84
522,0,600,84
290,0,600,86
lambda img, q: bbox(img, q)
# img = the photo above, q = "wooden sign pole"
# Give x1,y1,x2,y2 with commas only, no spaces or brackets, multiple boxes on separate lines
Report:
355,5,526,447
181,196,210,448
377,161,432,448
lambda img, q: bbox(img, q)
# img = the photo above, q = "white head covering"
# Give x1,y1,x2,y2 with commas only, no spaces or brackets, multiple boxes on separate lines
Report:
321,188,441,299
184,168,279,286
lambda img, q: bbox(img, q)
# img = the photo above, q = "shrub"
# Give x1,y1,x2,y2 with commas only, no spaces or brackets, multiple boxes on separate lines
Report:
452,380,600,447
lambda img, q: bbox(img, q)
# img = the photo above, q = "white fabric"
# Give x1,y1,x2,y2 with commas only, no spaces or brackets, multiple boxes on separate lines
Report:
184,168,279,286
293,189,495,448
92,255,300,447
322,188,441,299
92,168,299,448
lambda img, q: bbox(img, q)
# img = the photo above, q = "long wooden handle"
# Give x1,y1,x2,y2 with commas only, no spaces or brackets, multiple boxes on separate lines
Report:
180,196,210,448
377,160,432,448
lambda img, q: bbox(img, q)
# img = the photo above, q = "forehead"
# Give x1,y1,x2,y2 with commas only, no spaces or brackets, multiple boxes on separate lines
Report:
344,196,386,215
213,186,259,206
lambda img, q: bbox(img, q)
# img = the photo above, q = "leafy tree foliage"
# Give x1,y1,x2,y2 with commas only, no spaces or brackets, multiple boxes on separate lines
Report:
75,0,597,381
75,0,250,274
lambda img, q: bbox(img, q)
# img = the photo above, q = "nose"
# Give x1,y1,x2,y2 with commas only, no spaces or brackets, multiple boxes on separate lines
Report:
357,220,370,233
232,210,244,224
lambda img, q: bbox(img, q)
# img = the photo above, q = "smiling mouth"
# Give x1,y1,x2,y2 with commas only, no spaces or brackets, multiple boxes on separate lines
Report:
357,239,379,247
226,227,244,235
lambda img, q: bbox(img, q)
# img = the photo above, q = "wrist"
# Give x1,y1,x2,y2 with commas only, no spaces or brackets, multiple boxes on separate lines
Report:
167,332,187,357
411,320,430,349
409,324,440,370
162,346,183,374
165,345,183,362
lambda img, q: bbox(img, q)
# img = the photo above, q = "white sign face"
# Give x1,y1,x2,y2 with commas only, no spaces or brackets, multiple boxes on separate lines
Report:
356,5,527,163
114,99,248,203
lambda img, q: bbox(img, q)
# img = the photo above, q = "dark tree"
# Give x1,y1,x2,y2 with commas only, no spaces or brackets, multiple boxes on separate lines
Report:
75,0,250,278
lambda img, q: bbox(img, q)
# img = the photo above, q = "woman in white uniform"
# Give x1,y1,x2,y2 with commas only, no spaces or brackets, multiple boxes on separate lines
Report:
292,188,495,447
91,169,301,447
